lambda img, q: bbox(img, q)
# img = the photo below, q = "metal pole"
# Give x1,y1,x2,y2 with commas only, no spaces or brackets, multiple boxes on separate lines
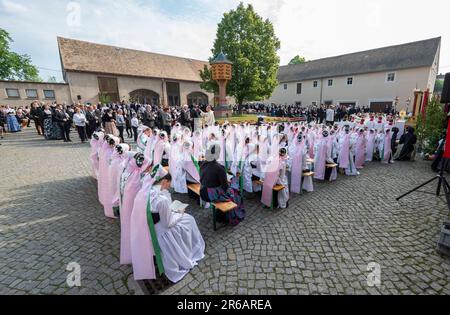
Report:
396,176,439,201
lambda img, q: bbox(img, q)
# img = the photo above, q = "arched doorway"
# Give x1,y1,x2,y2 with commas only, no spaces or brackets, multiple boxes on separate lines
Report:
187,92,209,106
129,89,160,105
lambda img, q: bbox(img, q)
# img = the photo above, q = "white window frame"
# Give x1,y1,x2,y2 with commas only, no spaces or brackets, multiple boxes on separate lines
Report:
296,83,302,94
347,77,353,85
283,83,288,90
313,81,318,88
43,89,56,99
386,72,396,83
6,88,20,98
327,79,333,87
26,89,38,99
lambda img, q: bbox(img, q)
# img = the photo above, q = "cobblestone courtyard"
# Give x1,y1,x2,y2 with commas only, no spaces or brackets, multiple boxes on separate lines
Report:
0,128,449,295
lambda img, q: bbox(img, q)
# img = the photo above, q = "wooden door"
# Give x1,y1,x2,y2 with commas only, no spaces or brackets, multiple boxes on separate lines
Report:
98,77,119,103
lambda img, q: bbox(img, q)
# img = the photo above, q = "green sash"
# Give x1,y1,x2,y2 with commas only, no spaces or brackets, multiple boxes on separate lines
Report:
146,193,165,276
238,160,244,193
138,135,146,152
191,154,201,176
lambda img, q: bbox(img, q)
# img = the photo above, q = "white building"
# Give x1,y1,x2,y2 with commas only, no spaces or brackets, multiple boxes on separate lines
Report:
267,37,441,112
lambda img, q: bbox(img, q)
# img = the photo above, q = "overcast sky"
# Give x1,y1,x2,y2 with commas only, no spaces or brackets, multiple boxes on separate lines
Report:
1,0,449,82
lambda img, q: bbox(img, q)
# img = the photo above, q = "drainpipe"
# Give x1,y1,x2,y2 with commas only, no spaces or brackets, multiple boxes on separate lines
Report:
320,78,324,105
161,79,167,107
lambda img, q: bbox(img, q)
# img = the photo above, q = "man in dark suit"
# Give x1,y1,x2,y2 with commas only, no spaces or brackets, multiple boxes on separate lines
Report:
85,105,98,139
180,105,192,128
190,105,200,131
54,105,71,142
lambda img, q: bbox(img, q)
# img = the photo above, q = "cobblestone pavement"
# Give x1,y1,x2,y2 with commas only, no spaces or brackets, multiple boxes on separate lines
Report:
1,127,449,295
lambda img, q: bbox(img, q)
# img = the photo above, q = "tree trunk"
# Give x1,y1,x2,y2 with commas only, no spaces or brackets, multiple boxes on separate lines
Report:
238,98,244,115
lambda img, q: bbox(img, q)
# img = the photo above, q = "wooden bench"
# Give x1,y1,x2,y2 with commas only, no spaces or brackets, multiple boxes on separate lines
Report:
187,183,237,231
303,172,315,177
254,180,285,192
253,180,286,210
326,163,338,168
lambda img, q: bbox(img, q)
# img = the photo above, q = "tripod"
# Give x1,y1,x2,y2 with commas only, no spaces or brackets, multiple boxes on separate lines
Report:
396,158,450,211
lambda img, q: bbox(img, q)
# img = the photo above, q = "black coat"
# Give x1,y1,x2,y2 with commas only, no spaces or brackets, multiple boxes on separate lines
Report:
180,110,191,126
53,110,67,126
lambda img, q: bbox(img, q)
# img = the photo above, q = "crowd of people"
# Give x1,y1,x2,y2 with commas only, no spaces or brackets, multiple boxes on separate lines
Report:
0,102,218,145
88,111,418,284
237,103,398,122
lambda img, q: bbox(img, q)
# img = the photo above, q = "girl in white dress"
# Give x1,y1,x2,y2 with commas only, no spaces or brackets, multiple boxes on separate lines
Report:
150,172,205,283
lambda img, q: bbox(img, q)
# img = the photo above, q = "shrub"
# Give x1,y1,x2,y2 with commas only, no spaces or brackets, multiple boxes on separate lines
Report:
416,96,446,154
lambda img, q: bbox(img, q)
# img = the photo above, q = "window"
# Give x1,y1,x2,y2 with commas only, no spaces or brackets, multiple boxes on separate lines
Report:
328,79,333,86
313,81,318,88
297,83,302,94
43,90,55,99
347,77,353,85
295,102,302,106
283,84,288,90
324,100,333,105
387,72,396,82
26,89,38,98
6,88,20,98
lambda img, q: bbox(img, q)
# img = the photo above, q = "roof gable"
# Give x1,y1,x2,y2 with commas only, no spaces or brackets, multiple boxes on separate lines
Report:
278,37,441,82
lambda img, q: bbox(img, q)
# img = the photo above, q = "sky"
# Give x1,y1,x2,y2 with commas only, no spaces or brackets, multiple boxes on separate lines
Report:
0,0,449,82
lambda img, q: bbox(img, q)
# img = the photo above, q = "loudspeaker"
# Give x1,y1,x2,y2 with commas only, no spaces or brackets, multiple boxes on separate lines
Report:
441,73,450,104
77,95,82,100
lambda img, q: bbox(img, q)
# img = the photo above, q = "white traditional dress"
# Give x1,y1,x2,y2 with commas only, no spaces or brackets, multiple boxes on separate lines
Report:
150,186,205,283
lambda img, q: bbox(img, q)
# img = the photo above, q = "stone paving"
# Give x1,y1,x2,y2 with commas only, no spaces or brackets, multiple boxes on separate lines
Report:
1,127,449,295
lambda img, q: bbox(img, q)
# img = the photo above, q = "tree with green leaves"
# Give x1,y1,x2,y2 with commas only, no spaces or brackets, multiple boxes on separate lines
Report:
200,2,280,112
434,79,444,94
288,55,307,65
0,28,40,81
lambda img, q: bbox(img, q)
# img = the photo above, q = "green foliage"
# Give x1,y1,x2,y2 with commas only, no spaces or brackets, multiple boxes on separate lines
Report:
99,92,112,105
199,65,218,94
288,55,307,65
416,96,446,153
200,2,280,109
0,28,40,81
434,79,444,94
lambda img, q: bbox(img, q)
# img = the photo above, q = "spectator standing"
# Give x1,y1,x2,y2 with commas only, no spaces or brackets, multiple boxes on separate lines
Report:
73,107,87,143
125,110,132,138
54,105,71,142
131,113,139,142
326,106,335,125
162,107,173,135
85,106,98,139
116,109,126,143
